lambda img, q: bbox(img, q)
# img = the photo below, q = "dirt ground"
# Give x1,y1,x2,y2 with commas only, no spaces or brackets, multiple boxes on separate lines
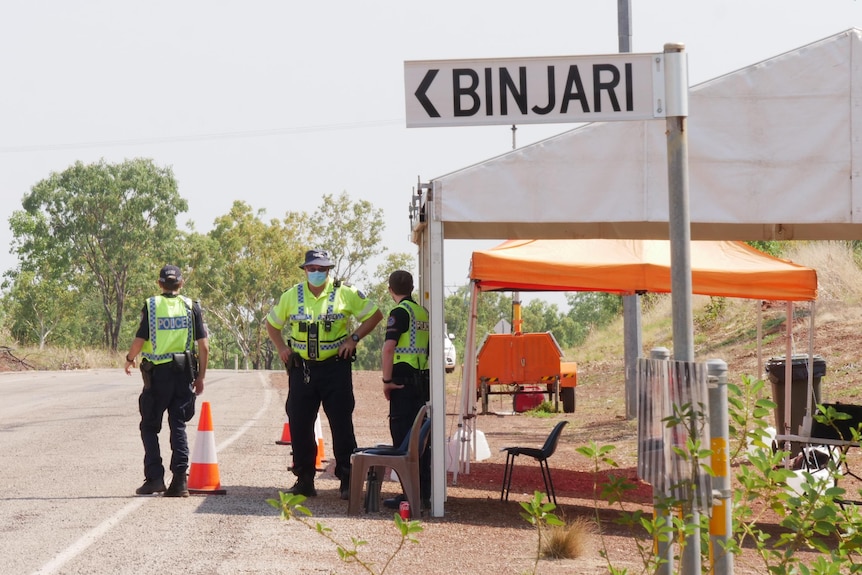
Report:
270,369,653,574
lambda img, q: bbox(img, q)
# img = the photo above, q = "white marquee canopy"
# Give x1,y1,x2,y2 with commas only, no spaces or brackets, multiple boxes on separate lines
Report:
424,28,862,242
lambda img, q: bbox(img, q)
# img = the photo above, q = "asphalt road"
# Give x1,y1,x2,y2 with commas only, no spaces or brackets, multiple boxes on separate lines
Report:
0,368,325,575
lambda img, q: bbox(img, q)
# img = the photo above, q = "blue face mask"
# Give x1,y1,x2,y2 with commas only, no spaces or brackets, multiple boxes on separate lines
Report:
307,270,328,287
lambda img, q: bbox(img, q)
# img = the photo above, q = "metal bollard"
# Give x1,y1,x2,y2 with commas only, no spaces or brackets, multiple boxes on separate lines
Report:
707,359,733,575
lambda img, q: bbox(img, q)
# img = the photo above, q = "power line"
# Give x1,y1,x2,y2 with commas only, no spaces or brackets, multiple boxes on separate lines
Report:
0,118,404,154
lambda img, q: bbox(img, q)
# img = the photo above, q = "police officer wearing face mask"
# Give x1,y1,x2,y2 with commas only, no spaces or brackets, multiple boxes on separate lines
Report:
266,250,383,499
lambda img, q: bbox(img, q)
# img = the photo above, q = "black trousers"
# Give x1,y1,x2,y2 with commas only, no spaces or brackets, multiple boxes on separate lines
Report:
286,358,356,482
139,363,195,481
389,374,431,501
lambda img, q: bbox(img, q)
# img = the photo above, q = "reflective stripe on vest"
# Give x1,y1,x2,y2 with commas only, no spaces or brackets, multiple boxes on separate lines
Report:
142,295,193,364
289,283,347,360
394,300,429,370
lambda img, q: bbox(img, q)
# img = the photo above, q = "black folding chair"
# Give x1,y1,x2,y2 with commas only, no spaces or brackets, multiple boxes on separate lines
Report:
500,420,568,504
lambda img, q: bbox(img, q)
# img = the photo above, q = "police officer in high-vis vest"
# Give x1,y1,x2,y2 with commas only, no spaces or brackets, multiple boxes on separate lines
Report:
381,270,431,510
124,265,209,497
266,250,383,499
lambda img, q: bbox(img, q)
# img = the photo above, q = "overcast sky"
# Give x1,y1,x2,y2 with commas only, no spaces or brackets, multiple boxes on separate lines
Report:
1,1,860,306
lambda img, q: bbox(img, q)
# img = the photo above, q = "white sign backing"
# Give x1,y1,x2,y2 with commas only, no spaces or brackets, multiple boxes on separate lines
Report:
405,52,667,128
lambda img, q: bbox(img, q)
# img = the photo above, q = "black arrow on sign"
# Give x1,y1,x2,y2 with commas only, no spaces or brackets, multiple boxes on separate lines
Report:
414,69,440,118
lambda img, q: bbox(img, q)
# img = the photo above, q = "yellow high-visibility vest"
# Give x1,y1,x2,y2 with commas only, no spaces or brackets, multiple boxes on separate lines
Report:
141,295,193,365
394,299,429,370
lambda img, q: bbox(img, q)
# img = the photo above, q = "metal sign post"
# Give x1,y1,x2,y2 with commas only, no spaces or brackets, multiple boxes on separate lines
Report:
663,42,699,575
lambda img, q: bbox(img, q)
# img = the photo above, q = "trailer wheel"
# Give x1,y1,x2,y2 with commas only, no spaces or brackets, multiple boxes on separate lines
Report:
561,387,576,413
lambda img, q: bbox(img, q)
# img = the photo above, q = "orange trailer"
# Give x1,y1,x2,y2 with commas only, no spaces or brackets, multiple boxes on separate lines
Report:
476,331,577,413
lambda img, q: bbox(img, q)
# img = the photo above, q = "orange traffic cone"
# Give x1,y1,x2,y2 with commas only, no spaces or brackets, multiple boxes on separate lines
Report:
188,401,227,495
275,414,292,445
314,415,326,471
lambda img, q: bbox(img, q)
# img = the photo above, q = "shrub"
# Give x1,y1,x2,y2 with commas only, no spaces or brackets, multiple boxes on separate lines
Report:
541,515,593,559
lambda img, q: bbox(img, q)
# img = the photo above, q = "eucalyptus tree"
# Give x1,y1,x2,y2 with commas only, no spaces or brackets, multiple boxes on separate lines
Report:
8,158,185,349
565,291,623,346
519,298,576,347
3,269,79,349
305,191,386,287
4,209,78,347
443,285,513,354
196,201,309,370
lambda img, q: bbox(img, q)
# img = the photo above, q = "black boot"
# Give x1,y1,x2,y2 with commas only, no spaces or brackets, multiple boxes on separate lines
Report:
286,474,317,497
339,476,351,501
135,477,166,495
164,471,189,498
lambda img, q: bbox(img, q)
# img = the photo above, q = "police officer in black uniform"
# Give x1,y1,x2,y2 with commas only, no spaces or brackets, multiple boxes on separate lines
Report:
124,264,209,497
381,270,431,509
266,250,383,499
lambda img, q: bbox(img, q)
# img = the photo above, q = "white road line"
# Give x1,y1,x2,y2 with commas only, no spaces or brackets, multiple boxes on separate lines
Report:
217,373,273,451
31,499,148,575
31,372,274,575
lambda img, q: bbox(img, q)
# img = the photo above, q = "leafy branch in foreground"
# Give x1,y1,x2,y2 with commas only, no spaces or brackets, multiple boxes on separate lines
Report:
576,375,862,575
266,490,423,575
731,397,862,575
576,441,662,575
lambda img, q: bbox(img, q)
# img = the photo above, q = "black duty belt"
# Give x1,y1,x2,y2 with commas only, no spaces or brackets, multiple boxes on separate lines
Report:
150,361,176,370
302,355,340,365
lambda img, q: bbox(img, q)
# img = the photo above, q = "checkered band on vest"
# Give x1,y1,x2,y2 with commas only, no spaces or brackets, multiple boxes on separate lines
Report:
393,300,429,370
394,302,428,355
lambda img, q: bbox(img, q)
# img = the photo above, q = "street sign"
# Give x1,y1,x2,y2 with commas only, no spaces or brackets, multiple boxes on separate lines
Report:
494,318,511,334
405,52,667,128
